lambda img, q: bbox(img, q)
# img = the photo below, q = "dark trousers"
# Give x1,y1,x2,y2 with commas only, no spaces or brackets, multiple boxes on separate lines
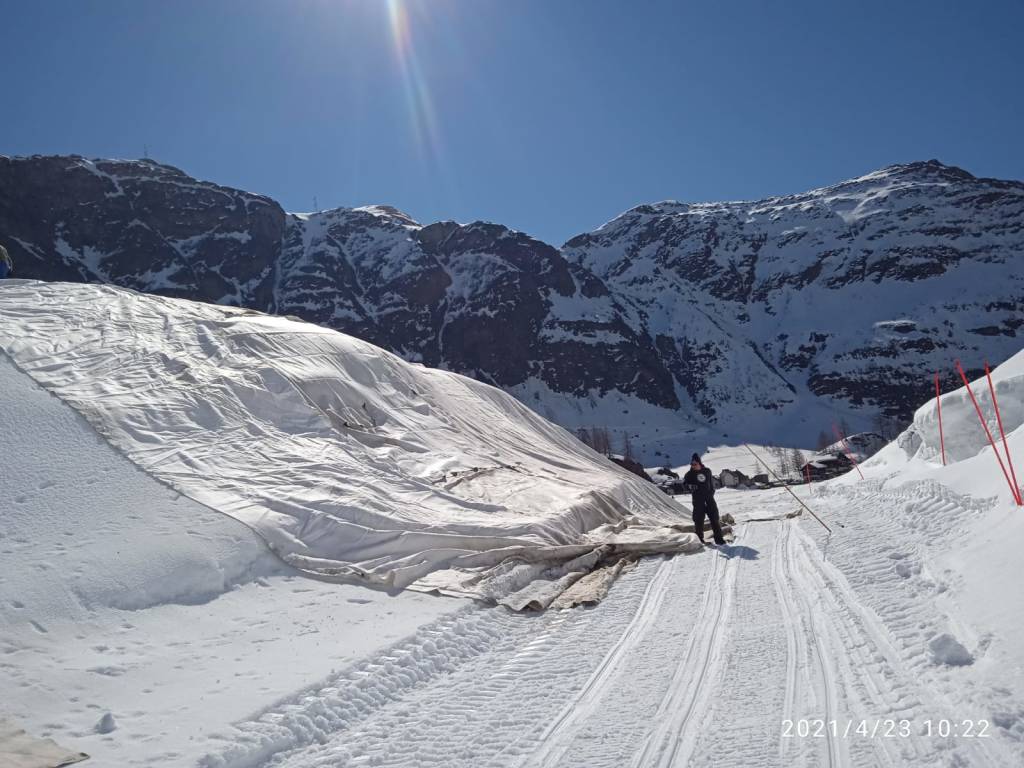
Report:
692,495,725,544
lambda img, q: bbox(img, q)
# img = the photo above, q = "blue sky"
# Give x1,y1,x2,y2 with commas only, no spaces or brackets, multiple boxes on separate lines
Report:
3,0,1023,244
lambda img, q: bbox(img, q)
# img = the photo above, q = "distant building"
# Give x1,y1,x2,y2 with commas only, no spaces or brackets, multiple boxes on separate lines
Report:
800,453,854,481
719,469,751,488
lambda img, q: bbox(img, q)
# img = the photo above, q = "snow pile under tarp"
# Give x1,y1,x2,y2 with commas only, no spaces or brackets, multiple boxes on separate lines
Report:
0,281,695,603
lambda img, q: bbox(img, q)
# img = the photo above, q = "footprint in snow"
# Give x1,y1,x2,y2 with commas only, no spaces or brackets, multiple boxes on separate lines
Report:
87,666,127,677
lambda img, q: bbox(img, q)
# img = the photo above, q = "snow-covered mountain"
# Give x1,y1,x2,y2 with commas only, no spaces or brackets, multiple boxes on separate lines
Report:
3,155,1022,461
564,161,1024,445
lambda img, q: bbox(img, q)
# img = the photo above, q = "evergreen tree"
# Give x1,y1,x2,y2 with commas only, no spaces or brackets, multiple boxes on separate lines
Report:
790,448,805,477
622,432,636,462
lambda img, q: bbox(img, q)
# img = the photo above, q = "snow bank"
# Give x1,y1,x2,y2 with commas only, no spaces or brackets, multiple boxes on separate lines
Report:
0,281,693,600
0,350,454,765
896,354,1024,467
850,349,1024,691
0,353,277,622
0,291,607,762
861,348,1024,507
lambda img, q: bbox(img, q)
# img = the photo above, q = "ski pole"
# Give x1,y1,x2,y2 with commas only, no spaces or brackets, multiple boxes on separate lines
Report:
743,444,834,532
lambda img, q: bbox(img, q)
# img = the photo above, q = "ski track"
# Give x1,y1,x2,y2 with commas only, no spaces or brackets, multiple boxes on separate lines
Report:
629,535,742,768
521,558,676,768
771,518,805,765
199,483,1024,768
199,559,672,768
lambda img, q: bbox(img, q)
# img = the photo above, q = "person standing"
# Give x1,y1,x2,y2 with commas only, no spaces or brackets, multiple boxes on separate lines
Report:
0,243,12,279
683,453,726,546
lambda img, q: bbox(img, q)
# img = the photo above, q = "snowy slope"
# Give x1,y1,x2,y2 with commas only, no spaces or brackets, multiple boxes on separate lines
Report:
0,280,691,597
0,352,452,766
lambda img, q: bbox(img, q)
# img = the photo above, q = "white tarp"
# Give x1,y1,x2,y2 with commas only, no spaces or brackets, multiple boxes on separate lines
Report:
0,282,698,602
0,720,88,768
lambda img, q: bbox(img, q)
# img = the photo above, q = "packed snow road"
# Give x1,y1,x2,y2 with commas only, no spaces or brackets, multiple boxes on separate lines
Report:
201,486,1022,768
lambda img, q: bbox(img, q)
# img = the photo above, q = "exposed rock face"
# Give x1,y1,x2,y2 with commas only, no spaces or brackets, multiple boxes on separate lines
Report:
563,160,1024,441
2,155,1022,460
272,205,675,411
0,156,285,306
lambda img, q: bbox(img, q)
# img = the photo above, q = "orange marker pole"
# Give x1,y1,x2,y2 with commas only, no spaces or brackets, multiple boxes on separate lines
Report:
984,362,1022,505
833,424,864,480
956,360,1020,505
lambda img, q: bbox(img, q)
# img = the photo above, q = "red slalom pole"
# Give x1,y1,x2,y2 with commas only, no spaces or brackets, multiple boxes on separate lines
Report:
833,423,865,479
935,373,946,466
956,360,1020,505
985,362,1022,505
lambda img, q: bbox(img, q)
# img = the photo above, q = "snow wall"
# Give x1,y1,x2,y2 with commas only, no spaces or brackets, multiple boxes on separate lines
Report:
894,350,1024,468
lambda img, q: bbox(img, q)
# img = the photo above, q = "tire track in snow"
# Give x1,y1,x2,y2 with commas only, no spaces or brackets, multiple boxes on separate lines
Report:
515,547,721,768
197,605,530,768
202,558,672,768
521,558,675,768
788,511,1010,767
793,521,911,768
788,516,923,767
783,520,844,768
199,481,1023,768
811,481,1019,767
628,533,743,768
683,519,792,768
771,520,807,765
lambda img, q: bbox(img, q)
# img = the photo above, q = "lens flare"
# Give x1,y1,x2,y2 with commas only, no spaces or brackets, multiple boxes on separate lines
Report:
385,0,441,160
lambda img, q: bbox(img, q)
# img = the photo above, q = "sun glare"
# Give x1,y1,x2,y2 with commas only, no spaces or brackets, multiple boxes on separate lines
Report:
383,0,441,160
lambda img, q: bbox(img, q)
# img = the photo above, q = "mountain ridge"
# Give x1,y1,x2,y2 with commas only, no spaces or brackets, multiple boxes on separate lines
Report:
2,154,1021,462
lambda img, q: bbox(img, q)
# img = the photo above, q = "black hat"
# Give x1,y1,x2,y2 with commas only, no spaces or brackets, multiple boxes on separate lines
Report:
691,453,701,464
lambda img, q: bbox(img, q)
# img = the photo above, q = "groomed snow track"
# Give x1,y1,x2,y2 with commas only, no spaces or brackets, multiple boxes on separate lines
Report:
199,483,1023,768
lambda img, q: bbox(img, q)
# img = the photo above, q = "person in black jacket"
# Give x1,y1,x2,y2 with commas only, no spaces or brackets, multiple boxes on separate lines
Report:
683,453,726,546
